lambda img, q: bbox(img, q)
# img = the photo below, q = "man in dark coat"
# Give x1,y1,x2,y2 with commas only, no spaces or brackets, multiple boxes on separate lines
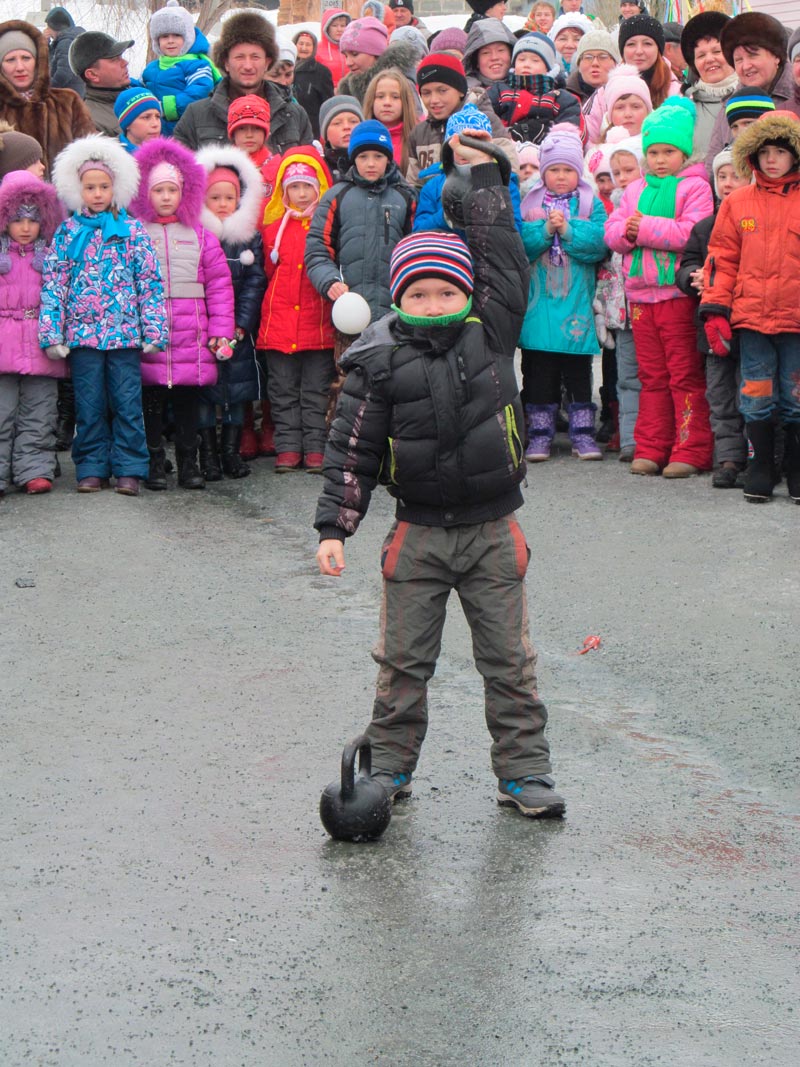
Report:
69,30,134,136
43,6,85,97
173,11,312,153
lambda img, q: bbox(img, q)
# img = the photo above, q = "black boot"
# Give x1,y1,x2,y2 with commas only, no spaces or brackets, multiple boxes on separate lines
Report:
783,422,800,504
198,427,223,482
743,421,775,503
176,447,205,490
220,424,251,479
55,379,75,451
145,447,168,491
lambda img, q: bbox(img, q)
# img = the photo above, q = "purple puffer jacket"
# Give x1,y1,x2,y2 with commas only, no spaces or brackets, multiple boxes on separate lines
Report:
140,220,235,388
0,243,68,380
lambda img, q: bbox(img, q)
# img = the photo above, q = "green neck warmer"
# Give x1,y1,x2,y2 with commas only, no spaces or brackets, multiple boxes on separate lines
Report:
631,173,680,286
393,296,473,329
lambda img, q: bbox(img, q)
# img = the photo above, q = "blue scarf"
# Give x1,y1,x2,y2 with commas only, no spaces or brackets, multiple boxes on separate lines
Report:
67,209,131,261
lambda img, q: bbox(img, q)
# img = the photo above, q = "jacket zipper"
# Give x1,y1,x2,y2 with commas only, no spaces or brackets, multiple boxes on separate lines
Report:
384,208,390,244
163,227,173,388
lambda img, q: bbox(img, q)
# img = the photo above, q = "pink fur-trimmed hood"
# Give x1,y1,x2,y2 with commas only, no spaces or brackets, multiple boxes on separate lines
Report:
0,171,63,242
128,137,207,226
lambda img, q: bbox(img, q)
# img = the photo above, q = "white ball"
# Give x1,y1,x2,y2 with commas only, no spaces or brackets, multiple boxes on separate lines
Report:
332,291,371,335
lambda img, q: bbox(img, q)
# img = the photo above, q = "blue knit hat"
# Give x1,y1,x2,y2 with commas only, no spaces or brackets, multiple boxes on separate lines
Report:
114,88,162,132
348,119,393,161
445,103,492,141
390,231,474,301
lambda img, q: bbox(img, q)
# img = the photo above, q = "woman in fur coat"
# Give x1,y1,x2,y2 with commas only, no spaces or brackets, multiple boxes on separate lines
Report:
0,171,64,496
128,137,235,491
195,144,267,481
0,20,95,177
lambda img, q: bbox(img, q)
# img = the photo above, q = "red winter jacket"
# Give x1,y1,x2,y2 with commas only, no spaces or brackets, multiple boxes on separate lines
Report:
258,214,335,353
316,10,349,90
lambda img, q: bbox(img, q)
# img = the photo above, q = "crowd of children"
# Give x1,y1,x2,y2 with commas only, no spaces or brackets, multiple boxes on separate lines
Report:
0,6,798,509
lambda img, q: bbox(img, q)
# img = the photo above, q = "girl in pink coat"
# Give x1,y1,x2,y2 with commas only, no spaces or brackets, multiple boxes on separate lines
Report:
605,98,714,478
0,171,64,496
129,138,235,490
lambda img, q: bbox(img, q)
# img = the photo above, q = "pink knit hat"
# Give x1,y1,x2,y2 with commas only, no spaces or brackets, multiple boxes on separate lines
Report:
516,142,540,169
148,161,184,191
339,16,388,57
604,63,652,119
281,160,320,192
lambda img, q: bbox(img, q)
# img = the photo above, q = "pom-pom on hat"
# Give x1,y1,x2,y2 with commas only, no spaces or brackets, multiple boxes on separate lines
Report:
512,33,559,78
444,103,493,140
227,94,271,136
641,96,696,158
416,52,467,95
114,88,162,133
618,13,666,56
724,90,775,127
339,17,388,58
347,119,393,161
389,231,474,302
604,63,652,117
149,1,195,55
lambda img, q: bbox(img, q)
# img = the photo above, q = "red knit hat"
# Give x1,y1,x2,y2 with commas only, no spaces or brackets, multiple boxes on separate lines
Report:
416,53,467,96
227,94,271,137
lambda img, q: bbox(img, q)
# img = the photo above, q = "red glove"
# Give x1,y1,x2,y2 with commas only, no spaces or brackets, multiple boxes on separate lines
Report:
704,315,732,357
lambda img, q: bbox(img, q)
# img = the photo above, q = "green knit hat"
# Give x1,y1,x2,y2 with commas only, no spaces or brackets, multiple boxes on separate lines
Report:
642,97,696,158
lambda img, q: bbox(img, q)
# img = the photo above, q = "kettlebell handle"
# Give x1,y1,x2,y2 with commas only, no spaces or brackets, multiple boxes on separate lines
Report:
340,734,373,800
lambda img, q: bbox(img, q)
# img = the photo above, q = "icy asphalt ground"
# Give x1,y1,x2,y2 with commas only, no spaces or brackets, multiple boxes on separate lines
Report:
2,420,799,1066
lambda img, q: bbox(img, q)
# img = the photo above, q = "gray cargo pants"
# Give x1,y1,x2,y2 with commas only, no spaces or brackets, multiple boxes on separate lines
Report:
366,516,553,781
0,374,57,491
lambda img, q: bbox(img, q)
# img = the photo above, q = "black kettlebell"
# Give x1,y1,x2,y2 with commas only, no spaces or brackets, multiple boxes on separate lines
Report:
441,134,512,230
319,735,392,842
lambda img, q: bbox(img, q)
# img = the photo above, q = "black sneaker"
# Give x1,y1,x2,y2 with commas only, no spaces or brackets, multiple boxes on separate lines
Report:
371,770,412,803
497,775,566,818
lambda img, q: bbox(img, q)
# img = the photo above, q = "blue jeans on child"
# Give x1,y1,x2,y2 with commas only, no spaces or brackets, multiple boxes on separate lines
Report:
739,330,800,423
70,347,149,480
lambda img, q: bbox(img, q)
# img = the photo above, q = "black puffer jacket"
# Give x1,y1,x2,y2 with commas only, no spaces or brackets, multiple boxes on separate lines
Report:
174,78,313,153
315,163,530,539
49,26,85,97
293,57,334,139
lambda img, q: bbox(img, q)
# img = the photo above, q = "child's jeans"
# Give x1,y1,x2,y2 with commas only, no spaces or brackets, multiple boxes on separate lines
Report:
738,330,800,423
0,374,57,491
614,328,640,451
366,517,553,782
630,299,713,469
265,348,335,455
197,401,244,429
70,347,148,480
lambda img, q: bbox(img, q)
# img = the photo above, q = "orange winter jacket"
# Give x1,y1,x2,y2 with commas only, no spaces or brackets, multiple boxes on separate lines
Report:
701,173,800,334
701,113,800,335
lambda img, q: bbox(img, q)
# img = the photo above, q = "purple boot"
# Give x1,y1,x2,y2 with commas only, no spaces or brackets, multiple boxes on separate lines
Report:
525,403,558,462
568,402,603,460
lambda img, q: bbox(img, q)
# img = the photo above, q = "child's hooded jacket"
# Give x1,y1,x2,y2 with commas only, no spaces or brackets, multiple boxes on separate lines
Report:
129,137,234,388
0,171,67,378
39,134,167,352
196,143,266,408
701,112,800,335
142,23,219,133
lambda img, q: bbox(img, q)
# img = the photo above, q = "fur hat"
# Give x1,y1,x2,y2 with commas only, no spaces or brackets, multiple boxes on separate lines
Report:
195,143,264,245
0,128,43,179
339,17,388,58
150,1,196,57
129,137,206,226
69,32,134,80
0,170,63,243
604,63,652,118
733,112,800,178
642,97,696,158
720,12,788,69
52,134,139,210
212,11,278,71
319,95,363,143
680,12,729,77
512,33,559,78
618,14,665,56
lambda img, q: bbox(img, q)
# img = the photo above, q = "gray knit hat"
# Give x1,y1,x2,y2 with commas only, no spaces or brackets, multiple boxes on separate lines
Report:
575,30,621,66
149,0,195,56
0,30,37,66
319,95,363,143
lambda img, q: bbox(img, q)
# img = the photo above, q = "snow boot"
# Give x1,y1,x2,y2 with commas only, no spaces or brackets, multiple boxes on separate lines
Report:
220,424,250,479
198,427,222,482
176,447,205,490
568,402,603,460
55,379,75,451
145,447,168,491
524,403,558,462
783,422,800,504
743,420,774,503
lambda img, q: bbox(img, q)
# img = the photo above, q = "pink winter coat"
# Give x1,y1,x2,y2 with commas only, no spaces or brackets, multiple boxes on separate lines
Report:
0,243,67,379
139,221,235,388
604,162,713,304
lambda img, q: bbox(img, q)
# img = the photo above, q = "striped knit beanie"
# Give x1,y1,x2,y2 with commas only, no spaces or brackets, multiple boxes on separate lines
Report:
389,232,474,302
725,90,775,128
114,88,162,133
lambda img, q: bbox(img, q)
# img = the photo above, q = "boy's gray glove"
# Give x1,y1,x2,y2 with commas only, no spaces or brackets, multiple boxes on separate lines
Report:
45,344,69,360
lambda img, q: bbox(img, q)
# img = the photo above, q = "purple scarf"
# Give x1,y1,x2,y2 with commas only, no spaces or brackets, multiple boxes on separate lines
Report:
542,190,573,265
